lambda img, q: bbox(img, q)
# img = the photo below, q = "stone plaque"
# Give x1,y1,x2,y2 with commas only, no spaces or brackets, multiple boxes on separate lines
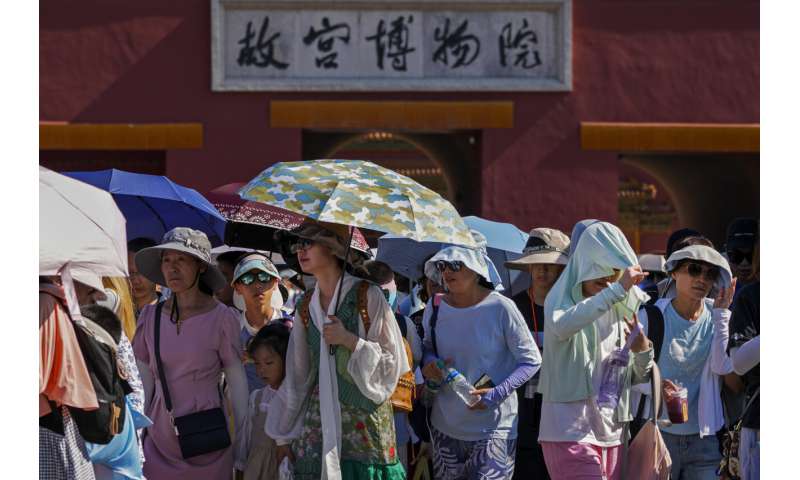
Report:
212,0,572,91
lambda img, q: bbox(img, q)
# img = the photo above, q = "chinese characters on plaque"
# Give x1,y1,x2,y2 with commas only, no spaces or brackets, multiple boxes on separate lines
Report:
214,2,571,90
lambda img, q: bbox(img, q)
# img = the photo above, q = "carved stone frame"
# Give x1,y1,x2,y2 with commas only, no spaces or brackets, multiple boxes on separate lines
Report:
211,0,572,91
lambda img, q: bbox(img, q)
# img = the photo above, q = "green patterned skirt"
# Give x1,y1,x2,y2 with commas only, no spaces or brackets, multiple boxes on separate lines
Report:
293,385,406,479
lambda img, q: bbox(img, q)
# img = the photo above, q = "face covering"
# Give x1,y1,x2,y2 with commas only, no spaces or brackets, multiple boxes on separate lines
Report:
381,278,398,311
233,291,246,311
270,285,285,311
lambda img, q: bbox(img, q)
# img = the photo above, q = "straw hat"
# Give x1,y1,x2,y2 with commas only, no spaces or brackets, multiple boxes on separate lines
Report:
505,228,570,270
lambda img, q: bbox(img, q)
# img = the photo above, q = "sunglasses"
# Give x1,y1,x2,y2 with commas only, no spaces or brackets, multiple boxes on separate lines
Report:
237,271,275,286
726,248,753,265
290,239,315,254
435,260,464,273
683,262,720,282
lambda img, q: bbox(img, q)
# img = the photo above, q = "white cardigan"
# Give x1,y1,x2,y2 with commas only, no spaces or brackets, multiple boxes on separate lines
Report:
633,298,733,438
265,274,409,480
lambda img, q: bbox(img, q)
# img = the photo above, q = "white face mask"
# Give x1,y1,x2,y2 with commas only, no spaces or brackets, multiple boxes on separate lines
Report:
270,286,284,311
233,291,246,311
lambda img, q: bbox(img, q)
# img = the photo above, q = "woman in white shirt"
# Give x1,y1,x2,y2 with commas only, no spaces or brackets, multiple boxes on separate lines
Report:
266,221,409,480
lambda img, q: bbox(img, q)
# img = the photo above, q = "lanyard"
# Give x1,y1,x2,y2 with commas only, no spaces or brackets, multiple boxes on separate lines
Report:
527,288,542,348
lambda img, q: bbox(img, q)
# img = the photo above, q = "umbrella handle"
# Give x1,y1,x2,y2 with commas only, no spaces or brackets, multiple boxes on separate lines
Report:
330,226,355,355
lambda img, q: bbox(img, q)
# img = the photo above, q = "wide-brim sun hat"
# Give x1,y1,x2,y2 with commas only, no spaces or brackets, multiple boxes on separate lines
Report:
424,230,505,291
280,220,371,262
664,244,732,291
135,227,227,291
638,253,666,273
505,227,570,270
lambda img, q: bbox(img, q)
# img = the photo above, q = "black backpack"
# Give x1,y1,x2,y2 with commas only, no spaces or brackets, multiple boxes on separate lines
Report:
40,290,132,444
69,316,132,444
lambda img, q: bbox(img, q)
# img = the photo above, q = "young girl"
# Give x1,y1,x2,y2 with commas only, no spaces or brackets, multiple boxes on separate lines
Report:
238,323,290,480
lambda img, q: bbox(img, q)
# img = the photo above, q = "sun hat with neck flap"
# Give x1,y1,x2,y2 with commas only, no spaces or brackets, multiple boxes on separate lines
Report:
423,230,505,291
134,227,227,292
545,220,650,321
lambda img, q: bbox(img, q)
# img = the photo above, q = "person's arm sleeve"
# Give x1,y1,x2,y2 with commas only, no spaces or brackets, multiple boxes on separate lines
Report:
235,390,258,471
218,311,251,469
710,308,734,375
548,282,627,341
116,336,146,416
224,363,249,469
266,314,311,446
631,308,653,392
480,363,538,406
731,335,760,375
481,301,541,406
631,346,654,385
137,361,154,411
346,285,410,404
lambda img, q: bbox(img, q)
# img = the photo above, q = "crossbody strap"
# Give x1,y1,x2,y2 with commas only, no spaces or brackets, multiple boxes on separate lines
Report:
633,304,665,423
153,301,173,414
396,312,408,338
741,386,760,420
356,281,371,336
430,294,443,358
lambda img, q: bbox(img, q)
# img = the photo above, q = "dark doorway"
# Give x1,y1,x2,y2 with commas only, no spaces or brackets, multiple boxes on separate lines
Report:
39,150,166,175
622,153,759,247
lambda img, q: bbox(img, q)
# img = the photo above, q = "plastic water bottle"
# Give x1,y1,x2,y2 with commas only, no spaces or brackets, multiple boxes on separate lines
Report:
596,348,630,411
596,319,641,411
441,364,481,407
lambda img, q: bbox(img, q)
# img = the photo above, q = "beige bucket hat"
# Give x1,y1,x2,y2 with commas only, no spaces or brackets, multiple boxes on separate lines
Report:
134,227,227,291
505,227,570,270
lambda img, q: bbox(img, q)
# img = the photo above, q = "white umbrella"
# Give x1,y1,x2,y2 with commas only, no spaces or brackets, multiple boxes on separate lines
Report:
40,166,128,321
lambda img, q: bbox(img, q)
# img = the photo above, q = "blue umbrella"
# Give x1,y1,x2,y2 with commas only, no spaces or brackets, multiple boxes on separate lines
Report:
64,169,227,246
376,215,531,296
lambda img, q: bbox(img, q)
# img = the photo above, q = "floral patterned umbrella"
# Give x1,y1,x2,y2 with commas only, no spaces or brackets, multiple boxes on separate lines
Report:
207,182,370,253
238,159,475,248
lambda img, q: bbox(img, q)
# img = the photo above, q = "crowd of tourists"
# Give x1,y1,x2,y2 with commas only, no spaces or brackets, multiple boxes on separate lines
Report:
40,213,760,480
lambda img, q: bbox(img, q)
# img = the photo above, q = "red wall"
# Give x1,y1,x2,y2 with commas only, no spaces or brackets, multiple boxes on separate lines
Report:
40,0,759,237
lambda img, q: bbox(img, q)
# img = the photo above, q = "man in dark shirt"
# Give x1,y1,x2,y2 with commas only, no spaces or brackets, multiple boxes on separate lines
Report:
725,218,758,292
505,228,570,480
728,281,759,429
727,277,759,479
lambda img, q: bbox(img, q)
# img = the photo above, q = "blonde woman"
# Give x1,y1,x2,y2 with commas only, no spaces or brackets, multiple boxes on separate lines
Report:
103,276,138,340
101,275,151,466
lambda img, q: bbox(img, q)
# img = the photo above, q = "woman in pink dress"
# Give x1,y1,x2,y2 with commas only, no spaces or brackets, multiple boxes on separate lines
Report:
133,228,249,479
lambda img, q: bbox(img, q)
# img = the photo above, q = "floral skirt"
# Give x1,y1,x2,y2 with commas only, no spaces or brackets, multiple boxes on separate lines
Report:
293,385,404,479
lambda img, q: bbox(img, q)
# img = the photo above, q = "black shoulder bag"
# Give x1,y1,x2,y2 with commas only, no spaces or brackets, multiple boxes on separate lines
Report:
154,301,231,459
